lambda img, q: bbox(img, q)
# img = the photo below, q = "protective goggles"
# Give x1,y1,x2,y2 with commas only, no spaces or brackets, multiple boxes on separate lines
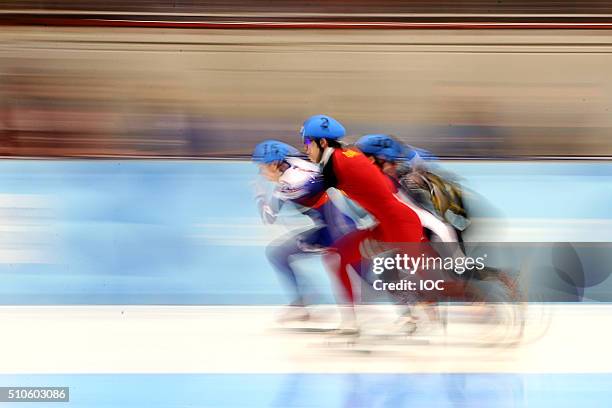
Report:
301,128,314,146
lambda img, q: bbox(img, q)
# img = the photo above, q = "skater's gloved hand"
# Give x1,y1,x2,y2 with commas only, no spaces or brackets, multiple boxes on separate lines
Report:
359,238,386,260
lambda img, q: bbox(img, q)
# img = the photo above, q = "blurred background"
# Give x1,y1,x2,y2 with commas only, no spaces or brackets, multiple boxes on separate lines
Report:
2,1,612,158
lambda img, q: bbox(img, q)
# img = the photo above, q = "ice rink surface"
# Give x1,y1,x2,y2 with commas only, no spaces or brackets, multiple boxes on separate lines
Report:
0,305,610,407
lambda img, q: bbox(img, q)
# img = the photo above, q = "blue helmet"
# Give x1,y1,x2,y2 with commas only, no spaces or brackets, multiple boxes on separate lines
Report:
356,134,404,162
252,140,300,164
300,114,346,143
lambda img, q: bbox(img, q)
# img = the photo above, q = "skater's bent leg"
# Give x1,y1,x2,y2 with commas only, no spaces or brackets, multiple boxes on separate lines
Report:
325,229,372,305
265,229,322,306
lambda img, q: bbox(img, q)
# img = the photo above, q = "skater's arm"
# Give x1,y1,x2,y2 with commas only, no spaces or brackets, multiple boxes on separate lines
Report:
254,176,284,224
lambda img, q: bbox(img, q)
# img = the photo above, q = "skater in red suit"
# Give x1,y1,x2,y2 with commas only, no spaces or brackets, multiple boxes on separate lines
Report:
300,114,425,332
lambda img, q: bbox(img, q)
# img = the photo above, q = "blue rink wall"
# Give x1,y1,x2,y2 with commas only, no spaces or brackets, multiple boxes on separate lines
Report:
0,160,611,305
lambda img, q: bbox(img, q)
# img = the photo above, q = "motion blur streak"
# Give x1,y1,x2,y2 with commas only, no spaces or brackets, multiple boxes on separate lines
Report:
2,27,612,158
0,160,609,304
5,0,612,14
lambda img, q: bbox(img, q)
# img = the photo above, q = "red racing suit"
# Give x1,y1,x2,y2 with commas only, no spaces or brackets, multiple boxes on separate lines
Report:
321,148,424,303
